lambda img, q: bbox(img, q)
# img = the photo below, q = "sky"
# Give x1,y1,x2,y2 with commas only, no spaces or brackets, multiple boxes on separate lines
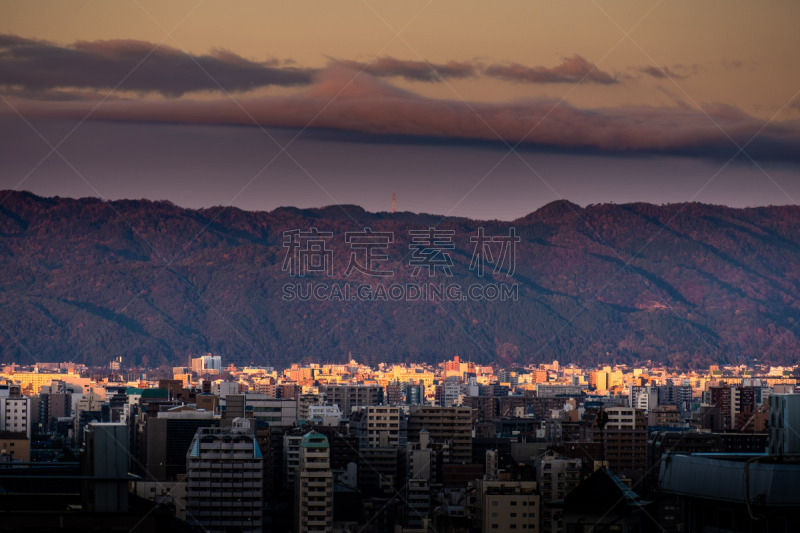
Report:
1,1,799,220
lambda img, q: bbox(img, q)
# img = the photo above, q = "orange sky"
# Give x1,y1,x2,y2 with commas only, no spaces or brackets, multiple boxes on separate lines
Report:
3,0,799,119
2,1,799,218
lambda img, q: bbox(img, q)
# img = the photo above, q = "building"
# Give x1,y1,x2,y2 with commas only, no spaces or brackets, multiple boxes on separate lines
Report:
404,429,434,529
322,385,382,416
537,450,582,533
407,406,473,464
0,431,29,462
593,407,648,484
0,392,31,439
648,404,682,427
184,420,263,533
307,404,343,426
659,453,800,531
81,423,130,513
191,354,222,375
767,393,800,455
709,386,756,430
472,479,540,532
220,394,298,426
535,383,584,398
295,431,334,533
144,406,219,481
351,406,402,448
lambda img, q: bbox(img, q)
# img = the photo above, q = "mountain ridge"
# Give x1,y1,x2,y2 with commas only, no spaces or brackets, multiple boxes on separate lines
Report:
2,190,800,369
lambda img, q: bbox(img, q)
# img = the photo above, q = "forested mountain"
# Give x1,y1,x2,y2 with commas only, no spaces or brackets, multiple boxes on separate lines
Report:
3,190,800,369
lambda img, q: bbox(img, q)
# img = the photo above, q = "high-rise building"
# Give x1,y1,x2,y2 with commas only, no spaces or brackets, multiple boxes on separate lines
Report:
593,407,648,484
404,429,433,529
81,422,130,513
184,419,263,533
537,450,582,533
144,406,219,481
295,431,334,533
407,406,473,464
709,386,756,430
351,406,402,448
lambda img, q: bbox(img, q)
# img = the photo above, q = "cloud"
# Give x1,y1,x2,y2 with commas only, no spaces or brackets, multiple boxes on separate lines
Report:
484,55,617,85
5,63,798,162
333,56,479,82
637,65,687,80
0,34,314,97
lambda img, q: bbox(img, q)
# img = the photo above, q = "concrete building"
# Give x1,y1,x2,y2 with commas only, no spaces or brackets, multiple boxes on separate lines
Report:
245,395,298,426
593,407,648,484
322,385,382,416
191,354,222,375
81,423,130,513
537,450,582,533
184,419,263,533
0,431,29,462
295,431,334,533
0,392,31,439
709,386,756,430
535,383,584,398
407,406,473,464
404,429,433,529
472,479,540,532
648,404,682,427
307,404,342,426
144,406,219,481
284,430,304,489
351,406,402,448
768,393,800,455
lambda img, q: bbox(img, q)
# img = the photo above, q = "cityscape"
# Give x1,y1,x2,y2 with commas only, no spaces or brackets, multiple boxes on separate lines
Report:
0,354,799,531
3,1,800,532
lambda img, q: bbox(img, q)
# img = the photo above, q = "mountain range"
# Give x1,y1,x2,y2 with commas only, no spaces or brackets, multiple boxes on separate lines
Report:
3,190,800,370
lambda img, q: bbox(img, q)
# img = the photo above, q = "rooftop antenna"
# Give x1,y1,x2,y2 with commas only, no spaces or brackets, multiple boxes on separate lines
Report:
392,192,396,214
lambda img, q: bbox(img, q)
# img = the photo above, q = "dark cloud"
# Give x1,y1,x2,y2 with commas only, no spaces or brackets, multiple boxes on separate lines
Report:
334,56,478,82
7,64,798,162
0,34,314,97
638,65,687,80
484,55,617,85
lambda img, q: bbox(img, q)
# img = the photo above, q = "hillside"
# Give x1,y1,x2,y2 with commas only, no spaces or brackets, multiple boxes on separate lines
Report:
2,190,800,369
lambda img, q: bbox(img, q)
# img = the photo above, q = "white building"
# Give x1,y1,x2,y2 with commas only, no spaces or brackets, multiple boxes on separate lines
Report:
0,393,31,439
